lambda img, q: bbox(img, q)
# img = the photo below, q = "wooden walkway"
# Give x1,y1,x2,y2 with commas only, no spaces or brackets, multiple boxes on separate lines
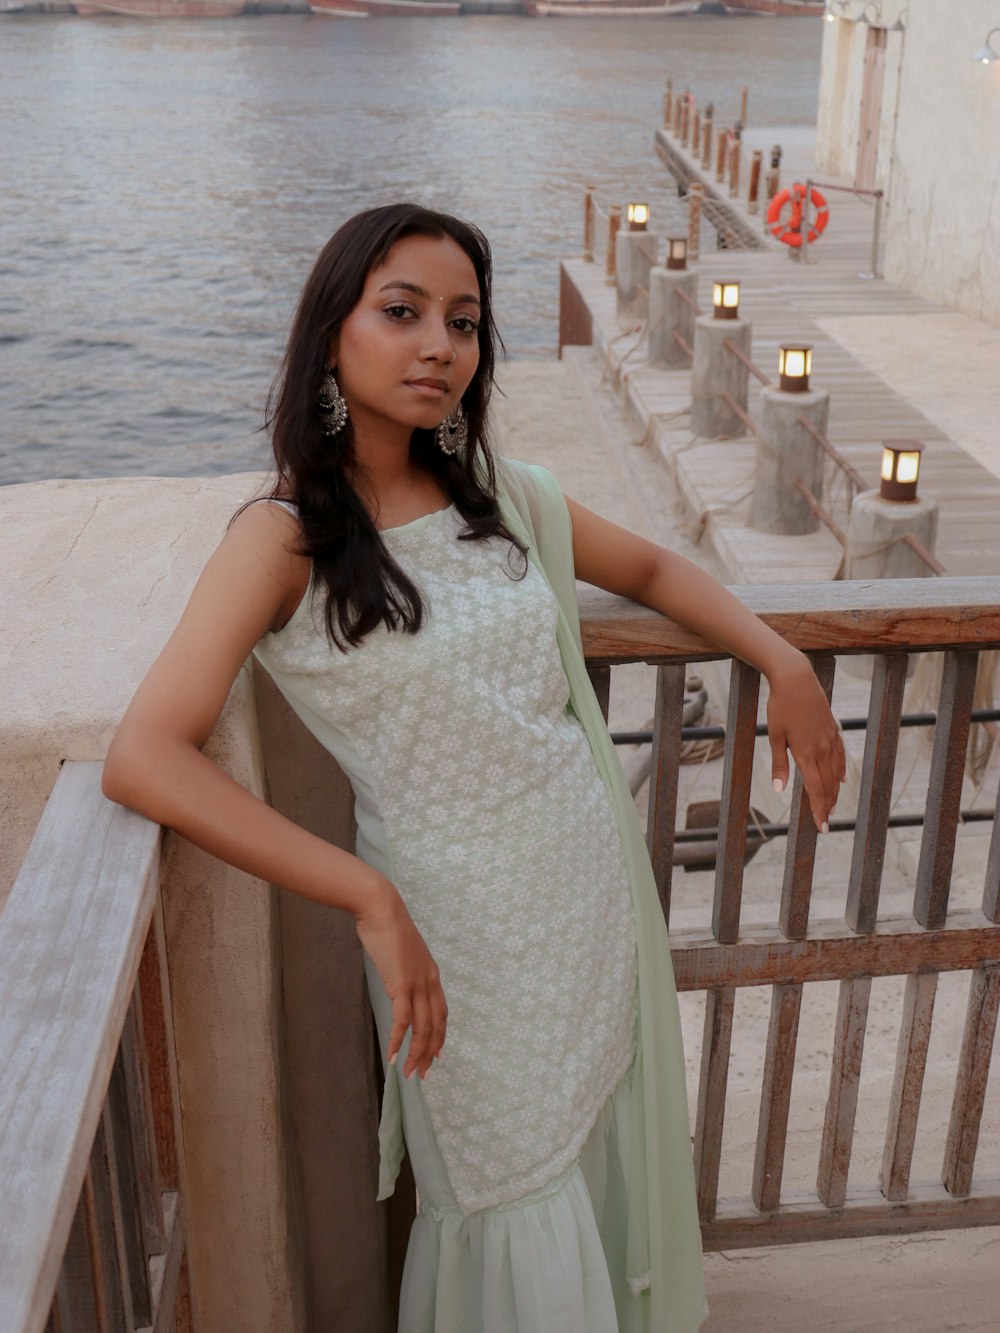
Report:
566,121,1000,584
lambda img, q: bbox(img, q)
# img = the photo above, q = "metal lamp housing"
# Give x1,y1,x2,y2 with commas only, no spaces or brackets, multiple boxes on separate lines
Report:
778,344,812,393
712,280,740,321
880,439,924,502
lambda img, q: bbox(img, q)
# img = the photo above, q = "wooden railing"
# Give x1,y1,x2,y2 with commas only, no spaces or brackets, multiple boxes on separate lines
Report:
581,575,1000,1251
0,763,189,1333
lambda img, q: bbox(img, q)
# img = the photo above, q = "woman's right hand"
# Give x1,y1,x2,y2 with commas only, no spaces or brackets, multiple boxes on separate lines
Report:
355,885,448,1081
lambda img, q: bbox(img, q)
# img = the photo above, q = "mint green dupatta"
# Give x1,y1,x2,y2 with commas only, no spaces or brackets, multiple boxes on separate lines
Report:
497,459,707,1333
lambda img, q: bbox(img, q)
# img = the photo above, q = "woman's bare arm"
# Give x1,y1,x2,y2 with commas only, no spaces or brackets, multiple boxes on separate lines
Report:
565,495,846,831
102,503,446,1078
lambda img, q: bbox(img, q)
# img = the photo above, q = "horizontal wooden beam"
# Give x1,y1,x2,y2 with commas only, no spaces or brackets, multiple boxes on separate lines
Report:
671,910,1000,991
701,1178,1000,1251
579,578,1000,665
0,763,162,1333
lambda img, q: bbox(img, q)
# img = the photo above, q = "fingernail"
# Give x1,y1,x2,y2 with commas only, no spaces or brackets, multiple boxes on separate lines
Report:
388,1053,397,1067
772,778,785,794
821,820,829,834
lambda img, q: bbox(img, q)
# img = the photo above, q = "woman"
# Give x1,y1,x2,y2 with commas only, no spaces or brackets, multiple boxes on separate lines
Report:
103,203,845,1332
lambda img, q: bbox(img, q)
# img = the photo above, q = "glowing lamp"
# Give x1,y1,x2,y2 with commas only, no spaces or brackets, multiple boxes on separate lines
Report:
666,236,688,271
627,202,649,232
880,439,924,502
778,344,812,393
712,280,740,320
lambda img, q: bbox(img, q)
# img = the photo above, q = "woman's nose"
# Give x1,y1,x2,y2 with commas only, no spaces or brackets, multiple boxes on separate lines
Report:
420,317,454,362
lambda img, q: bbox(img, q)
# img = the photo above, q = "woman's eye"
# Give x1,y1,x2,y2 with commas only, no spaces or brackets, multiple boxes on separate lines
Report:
384,303,416,320
451,317,480,335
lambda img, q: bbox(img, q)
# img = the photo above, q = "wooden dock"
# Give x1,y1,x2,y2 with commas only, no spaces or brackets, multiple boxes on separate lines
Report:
563,122,1000,585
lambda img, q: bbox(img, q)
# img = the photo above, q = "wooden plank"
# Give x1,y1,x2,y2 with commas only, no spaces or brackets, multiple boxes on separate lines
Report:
670,909,1000,990
105,1050,151,1327
0,763,161,1333
880,971,939,1202
577,577,1000,666
138,904,180,1196
915,651,979,929
52,1192,100,1333
119,997,164,1261
817,976,872,1209
985,776,1000,924
943,966,1000,1198
846,654,908,934
587,664,611,724
713,661,760,945
780,654,836,940
693,987,736,1223
86,1121,129,1333
701,1177,1000,1251
134,1194,185,1333
752,983,803,1214
646,663,686,927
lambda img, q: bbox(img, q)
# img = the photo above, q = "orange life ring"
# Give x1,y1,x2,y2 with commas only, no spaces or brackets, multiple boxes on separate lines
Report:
767,183,830,248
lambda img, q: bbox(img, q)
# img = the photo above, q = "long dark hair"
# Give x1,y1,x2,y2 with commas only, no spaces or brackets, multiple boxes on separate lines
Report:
262,202,526,649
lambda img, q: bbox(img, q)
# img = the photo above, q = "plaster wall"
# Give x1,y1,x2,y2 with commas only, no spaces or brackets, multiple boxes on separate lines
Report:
0,475,394,1331
816,1,1000,325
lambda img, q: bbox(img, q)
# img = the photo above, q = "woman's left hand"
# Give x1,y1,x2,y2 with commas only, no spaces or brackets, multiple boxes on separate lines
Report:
765,653,847,832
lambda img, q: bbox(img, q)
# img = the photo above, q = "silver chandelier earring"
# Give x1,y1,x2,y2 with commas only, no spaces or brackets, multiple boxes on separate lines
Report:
436,403,468,456
317,368,348,436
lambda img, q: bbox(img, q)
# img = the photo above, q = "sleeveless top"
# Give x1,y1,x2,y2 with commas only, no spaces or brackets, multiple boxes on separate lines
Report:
253,496,638,1214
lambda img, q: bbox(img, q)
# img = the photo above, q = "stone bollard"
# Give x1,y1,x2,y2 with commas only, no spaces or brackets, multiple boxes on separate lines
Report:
616,227,659,327
691,309,752,438
845,491,939,580
702,104,714,168
648,266,698,368
751,385,830,534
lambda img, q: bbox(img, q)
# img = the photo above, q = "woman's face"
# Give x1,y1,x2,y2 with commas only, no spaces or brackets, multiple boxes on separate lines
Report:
330,232,482,446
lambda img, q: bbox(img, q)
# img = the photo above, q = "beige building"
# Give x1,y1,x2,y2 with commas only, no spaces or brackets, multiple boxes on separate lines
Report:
816,0,1000,325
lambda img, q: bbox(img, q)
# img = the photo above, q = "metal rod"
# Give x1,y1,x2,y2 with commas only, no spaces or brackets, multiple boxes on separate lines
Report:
673,808,996,845
795,414,871,493
794,479,848,547
672,329,694,357
723,338,772,386
675,286,704,315
720,391,758,438
610,707,1000,749
901,531,946,576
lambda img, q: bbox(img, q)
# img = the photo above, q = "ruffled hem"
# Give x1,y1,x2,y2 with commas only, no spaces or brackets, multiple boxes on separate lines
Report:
398,1069,649,1333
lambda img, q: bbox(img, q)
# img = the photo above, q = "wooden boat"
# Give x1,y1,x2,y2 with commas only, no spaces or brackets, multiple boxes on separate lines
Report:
309,0,460,14
74,0,244,13
526,0,699,16
720,0,824,14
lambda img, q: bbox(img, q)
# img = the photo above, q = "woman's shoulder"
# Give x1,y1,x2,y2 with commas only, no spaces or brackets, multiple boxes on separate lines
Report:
227,496,311,632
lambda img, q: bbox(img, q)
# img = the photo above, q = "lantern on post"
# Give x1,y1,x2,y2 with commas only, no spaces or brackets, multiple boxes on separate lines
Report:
880,439,924,502
666,237,688,271
712,280,740,320
778,343,812,393
626,202,649,232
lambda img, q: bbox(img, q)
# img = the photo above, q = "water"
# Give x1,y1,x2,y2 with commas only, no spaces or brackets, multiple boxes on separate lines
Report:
0,14,821,483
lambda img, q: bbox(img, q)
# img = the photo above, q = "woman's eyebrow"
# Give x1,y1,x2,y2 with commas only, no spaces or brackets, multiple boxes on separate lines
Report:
377,280,481,307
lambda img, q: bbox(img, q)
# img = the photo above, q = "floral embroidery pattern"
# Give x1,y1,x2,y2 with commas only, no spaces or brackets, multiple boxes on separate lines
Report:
260,507,637,1213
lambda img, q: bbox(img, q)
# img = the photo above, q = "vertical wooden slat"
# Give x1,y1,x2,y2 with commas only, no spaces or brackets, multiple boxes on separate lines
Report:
85,1120,129,1333
752,983,803,1214
106,1044,153,1326
587,664,611,725
138,906,179,1194
880,971,939,1201
713,660,760,945
53,1188,101,1333
780,654,836,940
943,965,1000,1198
817,976,872,1208
99,1096,138,1333
914,651,979,929
174,1252,193,1333
984,775,1000,924
846,654,908,934
120,994,165,1258
646,663,687,927
693,986,736,1223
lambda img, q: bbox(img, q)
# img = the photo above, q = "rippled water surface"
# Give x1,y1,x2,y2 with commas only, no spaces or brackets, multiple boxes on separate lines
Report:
1,14,820,482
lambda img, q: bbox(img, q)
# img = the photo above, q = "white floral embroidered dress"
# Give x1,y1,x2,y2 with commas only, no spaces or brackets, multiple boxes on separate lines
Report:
254,500,638,1220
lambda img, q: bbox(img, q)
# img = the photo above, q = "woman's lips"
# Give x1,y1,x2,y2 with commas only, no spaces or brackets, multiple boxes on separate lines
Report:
407,379,448,398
